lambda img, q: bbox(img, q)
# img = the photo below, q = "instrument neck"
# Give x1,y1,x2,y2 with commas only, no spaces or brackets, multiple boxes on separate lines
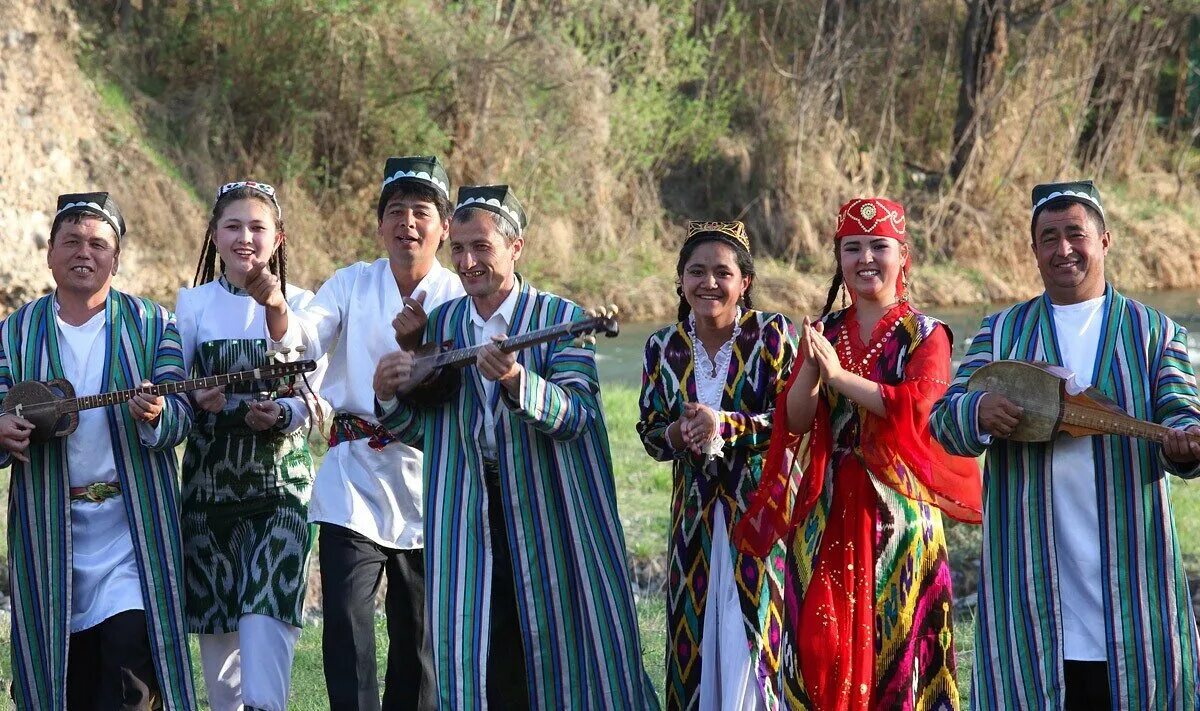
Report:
1061,406,1200,446
421,322,581,370
68,369,277,413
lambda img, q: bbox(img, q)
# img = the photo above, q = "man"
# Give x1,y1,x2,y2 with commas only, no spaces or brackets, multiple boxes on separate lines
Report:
0,193,196,709
371,185,659,710
930,180,1200,710
248,156,463,710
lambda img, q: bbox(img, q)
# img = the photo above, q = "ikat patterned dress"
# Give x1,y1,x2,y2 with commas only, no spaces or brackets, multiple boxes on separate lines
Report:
176,277,320,633
638,310,799,710
737,302,982,711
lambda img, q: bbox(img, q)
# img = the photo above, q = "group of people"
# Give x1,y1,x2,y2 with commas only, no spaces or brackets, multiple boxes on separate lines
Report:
0,157,1198,711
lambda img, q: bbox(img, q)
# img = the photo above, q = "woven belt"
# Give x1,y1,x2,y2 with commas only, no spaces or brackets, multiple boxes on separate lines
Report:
69,482,122,503
328,414,395,451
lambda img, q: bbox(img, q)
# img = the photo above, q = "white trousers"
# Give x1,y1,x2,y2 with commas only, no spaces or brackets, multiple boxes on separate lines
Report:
198,613,301,711
698,507,765,711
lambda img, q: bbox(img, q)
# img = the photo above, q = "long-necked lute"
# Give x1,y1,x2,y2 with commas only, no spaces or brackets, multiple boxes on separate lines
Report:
966,360,1200,445
1,358,317,443
402,307,619,408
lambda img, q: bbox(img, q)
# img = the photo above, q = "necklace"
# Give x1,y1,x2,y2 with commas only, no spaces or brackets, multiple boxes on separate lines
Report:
836,312,903,376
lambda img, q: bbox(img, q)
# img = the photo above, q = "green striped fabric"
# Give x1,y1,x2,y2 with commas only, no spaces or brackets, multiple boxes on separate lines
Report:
379,279,660,710
930,286,1200,709
1,291,197,710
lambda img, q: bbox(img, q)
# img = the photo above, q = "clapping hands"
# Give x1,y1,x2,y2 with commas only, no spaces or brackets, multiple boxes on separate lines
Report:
676,402,721,457
799,316,842,383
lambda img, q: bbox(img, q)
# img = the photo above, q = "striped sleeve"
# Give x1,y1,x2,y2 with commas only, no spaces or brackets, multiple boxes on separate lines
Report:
0,314,15,469
1153,321,1200,478
375,396,424,447
501,315,599,442
930,314,993,457
142,307,192,450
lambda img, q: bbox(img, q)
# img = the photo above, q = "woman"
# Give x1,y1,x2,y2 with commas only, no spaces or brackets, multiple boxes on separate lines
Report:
176,181,323,711
638,221,798,710
734,198,982,711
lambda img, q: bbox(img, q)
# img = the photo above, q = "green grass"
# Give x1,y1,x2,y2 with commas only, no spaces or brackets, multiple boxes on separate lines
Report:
4,386,1200,706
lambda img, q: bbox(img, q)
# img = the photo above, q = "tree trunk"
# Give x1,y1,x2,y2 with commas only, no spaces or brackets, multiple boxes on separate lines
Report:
948,0,1009,180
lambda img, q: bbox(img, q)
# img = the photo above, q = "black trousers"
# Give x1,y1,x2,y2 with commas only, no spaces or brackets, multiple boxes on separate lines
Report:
66,609,161,711
484,461,530,710
319,523,435,711
1064,660,1112,711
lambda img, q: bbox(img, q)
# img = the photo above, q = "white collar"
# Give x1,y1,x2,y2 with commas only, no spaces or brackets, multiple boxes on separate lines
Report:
469,279,521,329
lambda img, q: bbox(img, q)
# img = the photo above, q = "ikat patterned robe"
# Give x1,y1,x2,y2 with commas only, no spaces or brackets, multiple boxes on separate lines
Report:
637,310,797,710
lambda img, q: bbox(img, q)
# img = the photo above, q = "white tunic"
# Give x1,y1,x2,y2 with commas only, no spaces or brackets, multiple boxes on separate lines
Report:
56,305,144,632
691,314,764,711
277,258,464,549
468,285,520,457
1049,295,1107,661
175,279,324,437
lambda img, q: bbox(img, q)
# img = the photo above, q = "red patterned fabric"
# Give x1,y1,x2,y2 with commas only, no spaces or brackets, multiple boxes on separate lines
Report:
733,303,982,710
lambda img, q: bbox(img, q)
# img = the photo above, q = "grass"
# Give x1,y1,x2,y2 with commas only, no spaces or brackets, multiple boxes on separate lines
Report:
4,385,1200,706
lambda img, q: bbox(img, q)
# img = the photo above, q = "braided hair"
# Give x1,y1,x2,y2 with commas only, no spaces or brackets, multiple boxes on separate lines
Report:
192,186,288,299
674,235,755,322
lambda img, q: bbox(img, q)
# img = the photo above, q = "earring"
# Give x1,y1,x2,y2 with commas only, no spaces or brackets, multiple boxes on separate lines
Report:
900,273,910,302
839,282,847,309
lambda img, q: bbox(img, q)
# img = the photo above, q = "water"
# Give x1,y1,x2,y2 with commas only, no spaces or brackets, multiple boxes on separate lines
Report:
595,290,1200,387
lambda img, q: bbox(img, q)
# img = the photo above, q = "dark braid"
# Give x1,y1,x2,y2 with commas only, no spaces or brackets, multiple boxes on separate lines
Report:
820,270,843,317
193,186,287,298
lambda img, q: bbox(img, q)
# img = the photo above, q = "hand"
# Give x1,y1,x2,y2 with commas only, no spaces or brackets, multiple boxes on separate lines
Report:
374,350,417,399
478,335,522,392
245,399,282,432
978,392,1023,438
679,402,720,455
393,289,428,350
244,258,286,312
193,386,227,414
805,322,841,383
1163,425,1200,464
128,380,164,427
798,316,822,372
0,413,33,463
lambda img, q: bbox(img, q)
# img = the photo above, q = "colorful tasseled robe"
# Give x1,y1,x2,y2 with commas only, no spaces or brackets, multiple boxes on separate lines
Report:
377,279,659,710
736,302,982,711
637,310,798,710
0,291,197,710
930,286,1200,710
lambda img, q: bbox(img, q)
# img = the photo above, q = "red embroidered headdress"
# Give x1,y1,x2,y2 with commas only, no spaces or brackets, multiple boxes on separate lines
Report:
835,197,911,300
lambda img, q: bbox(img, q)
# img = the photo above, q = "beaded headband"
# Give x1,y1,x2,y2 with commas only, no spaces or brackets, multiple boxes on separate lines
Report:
216,181,281,218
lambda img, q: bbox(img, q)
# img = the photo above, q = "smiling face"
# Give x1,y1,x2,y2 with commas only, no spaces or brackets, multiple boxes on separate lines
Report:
212,197,281,282
1032,202,1110,304
680,240,749,323
47,215,120,299
377,189,449,271
449,210,522,301
838,234,906,304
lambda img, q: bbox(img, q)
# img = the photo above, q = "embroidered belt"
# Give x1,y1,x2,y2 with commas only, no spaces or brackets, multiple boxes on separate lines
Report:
328,413,394,451
69,482,122,503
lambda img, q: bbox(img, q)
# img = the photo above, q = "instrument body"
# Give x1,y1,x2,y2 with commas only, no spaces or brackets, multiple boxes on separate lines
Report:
1,359,317,443
966,360,1198,445
402,310,620,408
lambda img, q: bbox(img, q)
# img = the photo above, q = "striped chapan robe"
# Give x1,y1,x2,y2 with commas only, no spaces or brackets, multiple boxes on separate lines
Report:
0,291,197,710
379,279,659,710
636,310,797,710
930,285,1200,710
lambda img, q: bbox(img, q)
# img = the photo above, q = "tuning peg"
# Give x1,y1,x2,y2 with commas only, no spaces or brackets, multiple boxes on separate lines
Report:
294,345,307,355
587,307,599,318
265,350,278,360
607,304,618,317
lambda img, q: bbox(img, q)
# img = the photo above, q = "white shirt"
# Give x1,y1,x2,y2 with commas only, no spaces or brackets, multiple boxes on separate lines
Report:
55,305,145,632
1049,295,1107,661
175,278,325,437
468,284,521,457
277,258,464,549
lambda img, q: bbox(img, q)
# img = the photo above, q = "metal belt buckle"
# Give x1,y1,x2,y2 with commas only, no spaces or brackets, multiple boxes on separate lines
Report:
84,482,118,503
